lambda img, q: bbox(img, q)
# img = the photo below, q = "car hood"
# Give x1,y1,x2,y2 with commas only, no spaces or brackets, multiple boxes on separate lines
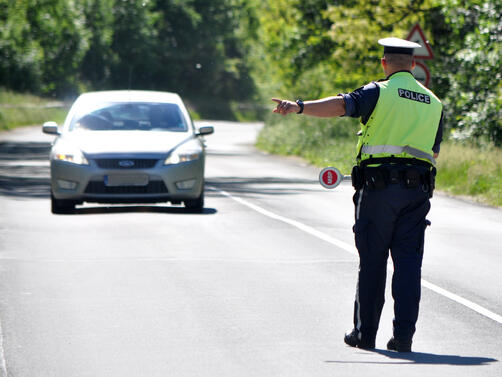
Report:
61,130,193,155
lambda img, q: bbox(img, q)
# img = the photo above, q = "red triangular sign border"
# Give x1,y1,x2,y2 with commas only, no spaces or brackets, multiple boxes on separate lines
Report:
406,23,434,60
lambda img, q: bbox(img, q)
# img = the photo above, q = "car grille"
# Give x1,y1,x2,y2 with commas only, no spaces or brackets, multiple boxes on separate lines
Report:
93,159,159,169
84,181,168,194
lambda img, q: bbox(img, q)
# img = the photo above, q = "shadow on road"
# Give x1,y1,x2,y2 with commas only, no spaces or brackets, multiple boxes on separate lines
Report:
59,205,217,216
0,141,51,198
0,140,51,161
326,348,498,366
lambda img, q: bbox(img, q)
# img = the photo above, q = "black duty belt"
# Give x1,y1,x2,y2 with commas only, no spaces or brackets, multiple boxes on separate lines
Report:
358,156,433,169
352,158,436,197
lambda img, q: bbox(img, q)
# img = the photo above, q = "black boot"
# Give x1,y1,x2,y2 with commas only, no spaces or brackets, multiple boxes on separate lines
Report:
344,329,375,349
386,337,412,352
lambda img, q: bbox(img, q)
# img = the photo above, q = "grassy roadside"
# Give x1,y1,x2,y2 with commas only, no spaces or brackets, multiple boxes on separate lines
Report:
435,143,502,206
0,88,69,130
256,113,359,171
257,117,502,207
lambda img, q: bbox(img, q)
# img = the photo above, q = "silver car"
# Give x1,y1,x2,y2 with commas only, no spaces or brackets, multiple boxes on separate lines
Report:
43,90,213,214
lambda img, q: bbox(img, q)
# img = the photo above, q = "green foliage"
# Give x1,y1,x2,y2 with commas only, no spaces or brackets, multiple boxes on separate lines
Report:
430,0,502,145
0,0,501,137
0,0,258,119
0,0,88,96
253,0,501,146
253,0,440,99
80,0,115,89
149,0,258,116
109,0,159,90
257,114,359,174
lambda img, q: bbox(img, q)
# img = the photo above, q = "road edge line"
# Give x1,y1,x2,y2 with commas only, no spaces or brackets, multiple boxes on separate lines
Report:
421,280,502,324
215,188,502,325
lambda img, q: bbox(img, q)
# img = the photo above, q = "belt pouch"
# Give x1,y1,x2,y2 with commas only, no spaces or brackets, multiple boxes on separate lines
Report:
365,169,386,189
428,168,436,198
351,166,363,190
404,169,421,188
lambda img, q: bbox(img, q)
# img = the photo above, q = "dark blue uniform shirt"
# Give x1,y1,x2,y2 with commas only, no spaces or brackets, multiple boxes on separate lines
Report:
340,72,443,153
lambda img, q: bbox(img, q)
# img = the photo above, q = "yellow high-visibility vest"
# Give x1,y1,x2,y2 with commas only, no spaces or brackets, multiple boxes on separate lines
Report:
356,71,443,166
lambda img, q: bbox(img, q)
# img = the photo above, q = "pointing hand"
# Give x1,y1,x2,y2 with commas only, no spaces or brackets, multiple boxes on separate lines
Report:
272,98,300,116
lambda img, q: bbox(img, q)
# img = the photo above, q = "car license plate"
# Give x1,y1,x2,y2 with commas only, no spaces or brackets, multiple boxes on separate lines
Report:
105,174,149,186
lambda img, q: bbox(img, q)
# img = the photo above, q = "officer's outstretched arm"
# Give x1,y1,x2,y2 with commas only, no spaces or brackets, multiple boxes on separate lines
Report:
272,96,346,118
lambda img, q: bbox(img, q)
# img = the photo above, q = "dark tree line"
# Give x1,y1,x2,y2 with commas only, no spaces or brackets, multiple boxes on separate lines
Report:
0,0,256,114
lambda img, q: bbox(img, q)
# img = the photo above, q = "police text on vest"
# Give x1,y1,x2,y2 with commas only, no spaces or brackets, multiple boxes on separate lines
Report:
398,88,430,104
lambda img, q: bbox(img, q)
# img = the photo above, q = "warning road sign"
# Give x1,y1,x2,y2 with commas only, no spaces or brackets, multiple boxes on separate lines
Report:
412,61,430,87
406,23,434,60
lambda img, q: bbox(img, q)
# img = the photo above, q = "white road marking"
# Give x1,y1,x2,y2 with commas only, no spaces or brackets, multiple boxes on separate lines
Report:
421,280,502,324
214,188,358,256
215,188,502,325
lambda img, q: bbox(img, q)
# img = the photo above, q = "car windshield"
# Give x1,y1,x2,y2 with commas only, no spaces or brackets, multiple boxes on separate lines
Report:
69,102,189,132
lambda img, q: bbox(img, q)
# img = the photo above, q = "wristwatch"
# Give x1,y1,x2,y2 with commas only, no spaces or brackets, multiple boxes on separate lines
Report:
295,99,304,114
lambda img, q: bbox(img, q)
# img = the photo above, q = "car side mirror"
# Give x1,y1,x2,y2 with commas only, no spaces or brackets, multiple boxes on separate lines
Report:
196,125,214,136
42,121,60,135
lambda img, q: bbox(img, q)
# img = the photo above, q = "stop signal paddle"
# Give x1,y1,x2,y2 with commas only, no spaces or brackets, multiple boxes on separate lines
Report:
319,167,344,189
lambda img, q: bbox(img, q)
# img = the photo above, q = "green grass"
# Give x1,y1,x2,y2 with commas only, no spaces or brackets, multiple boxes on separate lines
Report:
257,116,502,207
256,114,359,174
435,143,502,206
0,88,69,130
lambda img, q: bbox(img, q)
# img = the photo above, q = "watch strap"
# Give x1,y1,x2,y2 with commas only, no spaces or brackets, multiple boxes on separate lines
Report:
295,99,304,114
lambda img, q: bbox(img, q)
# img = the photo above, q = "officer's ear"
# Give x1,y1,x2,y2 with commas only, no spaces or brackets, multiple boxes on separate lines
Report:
411,59,416,70
381,57,387,69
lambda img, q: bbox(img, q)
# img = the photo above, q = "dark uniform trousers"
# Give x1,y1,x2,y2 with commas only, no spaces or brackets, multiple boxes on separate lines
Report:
352,168,431,343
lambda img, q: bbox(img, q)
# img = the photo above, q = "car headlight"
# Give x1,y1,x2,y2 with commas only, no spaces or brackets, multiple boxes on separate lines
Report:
164,139,202,165
52,148,89,165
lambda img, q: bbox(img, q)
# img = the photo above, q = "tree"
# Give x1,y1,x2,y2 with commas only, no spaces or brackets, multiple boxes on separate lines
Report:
81,0,115,89
109,0,159,90
254,0,501,145
430,0,502,145
0,0,87,96
0,1,44,93
152,0,256,99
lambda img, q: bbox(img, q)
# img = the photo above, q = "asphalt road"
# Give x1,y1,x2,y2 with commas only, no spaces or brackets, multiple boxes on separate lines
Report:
0,122,501,377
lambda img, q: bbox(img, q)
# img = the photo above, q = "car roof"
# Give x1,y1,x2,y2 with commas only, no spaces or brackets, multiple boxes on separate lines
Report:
76,90,184,105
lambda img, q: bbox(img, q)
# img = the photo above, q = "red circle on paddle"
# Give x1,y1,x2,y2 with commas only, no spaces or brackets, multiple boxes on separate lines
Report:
319,167,343,189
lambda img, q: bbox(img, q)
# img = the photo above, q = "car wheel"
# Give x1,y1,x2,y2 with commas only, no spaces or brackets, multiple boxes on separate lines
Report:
184,191,204,213
51,191,76,214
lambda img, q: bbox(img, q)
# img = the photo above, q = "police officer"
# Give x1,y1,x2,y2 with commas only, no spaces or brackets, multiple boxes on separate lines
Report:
272,37,443,353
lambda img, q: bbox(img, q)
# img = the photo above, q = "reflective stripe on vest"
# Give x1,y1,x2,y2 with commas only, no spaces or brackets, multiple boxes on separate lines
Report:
361,144,436,165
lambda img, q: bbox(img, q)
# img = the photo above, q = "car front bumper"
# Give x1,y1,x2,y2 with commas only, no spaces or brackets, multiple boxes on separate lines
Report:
50,156,205,204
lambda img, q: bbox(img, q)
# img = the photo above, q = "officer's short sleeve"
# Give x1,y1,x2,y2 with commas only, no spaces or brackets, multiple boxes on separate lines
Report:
340,82,380,124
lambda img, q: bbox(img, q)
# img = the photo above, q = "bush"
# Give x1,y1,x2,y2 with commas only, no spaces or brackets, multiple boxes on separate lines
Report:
257,114,359,174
